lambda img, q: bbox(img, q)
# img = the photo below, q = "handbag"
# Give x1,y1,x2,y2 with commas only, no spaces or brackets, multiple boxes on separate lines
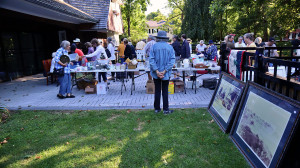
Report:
53,68,64,76
105,48,111,58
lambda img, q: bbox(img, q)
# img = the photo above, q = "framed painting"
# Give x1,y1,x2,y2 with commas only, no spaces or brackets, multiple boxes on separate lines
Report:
208,72,246,133
230,81,300,168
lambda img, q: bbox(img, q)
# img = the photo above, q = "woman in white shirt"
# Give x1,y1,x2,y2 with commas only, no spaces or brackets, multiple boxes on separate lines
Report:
196,40,207,54
85,38,107,60
85,38,108,83
107,37,116,79
235,36,246,48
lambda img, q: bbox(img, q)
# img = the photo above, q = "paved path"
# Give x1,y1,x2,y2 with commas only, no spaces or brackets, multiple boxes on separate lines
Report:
0,73,218,110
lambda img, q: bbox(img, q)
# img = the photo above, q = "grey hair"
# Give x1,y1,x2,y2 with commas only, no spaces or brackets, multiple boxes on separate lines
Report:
84,42,92,47
52,52,56,58
107,37,115,47
238,36,244,40
244,33,254,41
149,35,155,40
224,35,228,43
60,40,70,49
254,37,262,44
107,37,113,43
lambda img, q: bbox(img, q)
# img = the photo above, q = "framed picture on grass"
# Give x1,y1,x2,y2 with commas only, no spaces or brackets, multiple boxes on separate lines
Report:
230,81,300,168
208,72,245,133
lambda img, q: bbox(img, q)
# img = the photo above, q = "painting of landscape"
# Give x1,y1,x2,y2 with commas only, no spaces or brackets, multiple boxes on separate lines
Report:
212,79,242,123
236,92,291,168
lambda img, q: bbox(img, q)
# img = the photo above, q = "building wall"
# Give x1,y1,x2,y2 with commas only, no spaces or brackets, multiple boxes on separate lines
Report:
0,9,83,81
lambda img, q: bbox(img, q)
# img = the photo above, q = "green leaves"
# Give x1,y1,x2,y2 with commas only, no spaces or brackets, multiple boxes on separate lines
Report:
121,0,149,41
209,0,299,40
182,0,215,41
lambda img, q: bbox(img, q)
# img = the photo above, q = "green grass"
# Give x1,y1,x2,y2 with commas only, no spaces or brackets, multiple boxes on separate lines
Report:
0,109,249,168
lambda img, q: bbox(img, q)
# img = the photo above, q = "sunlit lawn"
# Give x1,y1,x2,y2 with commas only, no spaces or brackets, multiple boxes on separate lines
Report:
0,109,249,168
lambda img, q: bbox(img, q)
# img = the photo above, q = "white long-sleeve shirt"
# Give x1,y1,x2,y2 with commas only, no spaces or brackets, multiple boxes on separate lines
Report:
107,43,115,61
85,45,107,60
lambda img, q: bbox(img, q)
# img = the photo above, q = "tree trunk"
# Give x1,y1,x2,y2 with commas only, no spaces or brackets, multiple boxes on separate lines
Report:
127,16,131,37
262,4,268,41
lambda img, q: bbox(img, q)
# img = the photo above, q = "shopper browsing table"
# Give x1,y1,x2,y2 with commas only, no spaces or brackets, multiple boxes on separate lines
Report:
54,40,75,99
149,31,176,115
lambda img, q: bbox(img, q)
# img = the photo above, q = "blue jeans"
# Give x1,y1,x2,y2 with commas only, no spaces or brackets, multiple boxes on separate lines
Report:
58,73,71,95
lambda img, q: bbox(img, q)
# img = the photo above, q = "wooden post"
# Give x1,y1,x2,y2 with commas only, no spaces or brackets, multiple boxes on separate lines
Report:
254,48,265,85
220,43,227,73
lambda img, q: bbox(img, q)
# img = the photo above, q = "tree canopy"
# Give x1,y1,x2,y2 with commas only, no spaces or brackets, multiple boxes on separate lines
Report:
146,10,161,20
121,0,299,43
209,0,300,41
121,0,149,42
182,0,215,42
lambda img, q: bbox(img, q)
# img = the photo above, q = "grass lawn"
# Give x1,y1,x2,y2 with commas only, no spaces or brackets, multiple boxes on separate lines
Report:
0,109,249,168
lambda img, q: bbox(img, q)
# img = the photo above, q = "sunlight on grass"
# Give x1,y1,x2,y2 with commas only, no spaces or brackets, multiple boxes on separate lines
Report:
136,131,150,140
161,149,174,165
0,109,250,168
0,155,11,164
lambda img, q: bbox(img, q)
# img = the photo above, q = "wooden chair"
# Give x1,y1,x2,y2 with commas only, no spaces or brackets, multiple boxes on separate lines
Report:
42,59,54,85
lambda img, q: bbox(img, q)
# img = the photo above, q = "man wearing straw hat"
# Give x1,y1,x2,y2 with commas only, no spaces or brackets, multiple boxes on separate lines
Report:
149,31,175,115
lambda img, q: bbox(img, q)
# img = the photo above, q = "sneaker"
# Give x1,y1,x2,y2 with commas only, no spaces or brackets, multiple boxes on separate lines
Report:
163,110,174,115
154,110,161,114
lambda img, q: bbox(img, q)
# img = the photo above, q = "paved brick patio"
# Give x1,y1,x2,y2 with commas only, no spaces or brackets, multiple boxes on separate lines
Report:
0,73,218,110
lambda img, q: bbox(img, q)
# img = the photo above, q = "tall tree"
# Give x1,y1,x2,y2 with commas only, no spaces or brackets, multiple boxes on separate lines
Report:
122,0,149,37
210,0,299,41
182,0,215,41
167,0,185,35
146,10,161,20
167,0,185,20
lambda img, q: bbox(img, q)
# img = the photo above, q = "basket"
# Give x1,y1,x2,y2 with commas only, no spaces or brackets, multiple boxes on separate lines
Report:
128,63,137,69
194,64,209,69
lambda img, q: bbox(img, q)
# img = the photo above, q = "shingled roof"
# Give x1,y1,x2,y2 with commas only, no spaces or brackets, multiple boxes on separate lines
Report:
146,20,166,28
24,0,98,23
64,0,111,30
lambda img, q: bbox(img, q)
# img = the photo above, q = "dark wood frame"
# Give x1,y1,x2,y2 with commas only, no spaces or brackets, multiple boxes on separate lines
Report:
208,72,245,133
230,81,300,168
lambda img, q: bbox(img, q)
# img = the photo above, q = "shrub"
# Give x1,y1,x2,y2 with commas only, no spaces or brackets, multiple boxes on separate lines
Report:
0,105,10,123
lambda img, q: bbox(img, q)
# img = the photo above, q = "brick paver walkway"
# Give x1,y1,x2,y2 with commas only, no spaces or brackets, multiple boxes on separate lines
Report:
0,73,218,110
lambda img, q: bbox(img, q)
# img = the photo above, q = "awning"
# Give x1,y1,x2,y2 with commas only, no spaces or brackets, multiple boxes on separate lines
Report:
0,0,98,24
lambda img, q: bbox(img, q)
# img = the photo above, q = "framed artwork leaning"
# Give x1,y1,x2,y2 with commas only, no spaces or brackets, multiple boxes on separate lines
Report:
230,81,300,168
208,72,246,133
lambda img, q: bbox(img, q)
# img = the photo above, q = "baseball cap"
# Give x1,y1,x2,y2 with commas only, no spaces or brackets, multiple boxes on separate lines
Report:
269,37,275,42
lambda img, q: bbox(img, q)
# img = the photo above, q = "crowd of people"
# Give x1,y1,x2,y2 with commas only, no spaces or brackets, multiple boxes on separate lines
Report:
52,31,300,114
53,37,116,99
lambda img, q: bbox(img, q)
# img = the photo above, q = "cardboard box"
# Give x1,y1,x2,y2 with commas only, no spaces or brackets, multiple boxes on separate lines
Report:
146,80,155,94
174,81,184,93
85,85,96,94
168,81,174,94
97,83,107,95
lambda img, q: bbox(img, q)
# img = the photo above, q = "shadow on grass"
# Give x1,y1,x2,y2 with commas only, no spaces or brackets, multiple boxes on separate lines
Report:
0,109,249,168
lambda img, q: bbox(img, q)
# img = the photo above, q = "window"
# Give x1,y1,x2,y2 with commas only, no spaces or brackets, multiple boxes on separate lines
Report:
58,31,66,45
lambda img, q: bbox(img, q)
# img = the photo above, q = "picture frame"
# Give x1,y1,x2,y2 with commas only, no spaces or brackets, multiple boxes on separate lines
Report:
230,81,300,168
208,72,245,133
